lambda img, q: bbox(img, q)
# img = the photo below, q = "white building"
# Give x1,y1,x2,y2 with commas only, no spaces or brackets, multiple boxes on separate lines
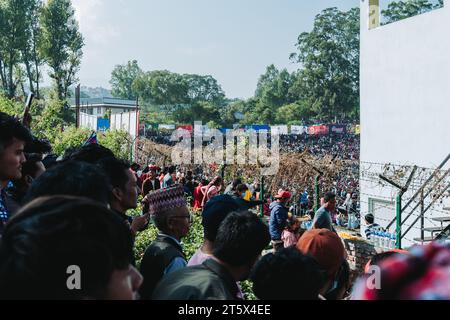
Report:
360,0,450,247
71,97,138,117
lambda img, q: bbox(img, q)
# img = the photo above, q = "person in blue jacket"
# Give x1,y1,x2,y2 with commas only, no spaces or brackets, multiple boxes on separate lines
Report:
269,190,292,252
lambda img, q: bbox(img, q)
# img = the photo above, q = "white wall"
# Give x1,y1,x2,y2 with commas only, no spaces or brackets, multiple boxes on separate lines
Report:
360,0,450,247
110,111,138,139
79,112,97,131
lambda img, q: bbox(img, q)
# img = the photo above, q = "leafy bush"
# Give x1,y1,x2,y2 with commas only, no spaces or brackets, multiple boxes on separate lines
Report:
98,130,131,160
52,126,91,156
0,94,22,116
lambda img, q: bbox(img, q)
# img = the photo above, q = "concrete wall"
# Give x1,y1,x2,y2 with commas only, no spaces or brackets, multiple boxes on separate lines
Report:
360,0,450,247
110,111,138,139
79,112,98,131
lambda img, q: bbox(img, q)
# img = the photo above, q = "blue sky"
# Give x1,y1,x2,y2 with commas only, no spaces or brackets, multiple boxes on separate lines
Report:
70,0,361,99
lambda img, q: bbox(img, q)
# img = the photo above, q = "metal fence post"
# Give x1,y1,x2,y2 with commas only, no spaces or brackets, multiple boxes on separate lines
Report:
396,193,402,249
260,176,265,218
315,174,320,212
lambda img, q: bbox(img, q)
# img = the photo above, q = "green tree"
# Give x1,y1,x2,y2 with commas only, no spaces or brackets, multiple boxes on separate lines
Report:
255,65,295,109
40,0,84,103
219,99,246,127
275,101,314,125
184,74,225,106
382,0,439,24
0,0,31,98
110,60,142,100
133,70,189,106
290,7,360,122
21,0,43,99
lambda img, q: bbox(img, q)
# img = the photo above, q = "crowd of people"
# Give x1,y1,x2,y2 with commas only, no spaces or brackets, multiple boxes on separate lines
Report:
143,130,360,162
1,111,449,300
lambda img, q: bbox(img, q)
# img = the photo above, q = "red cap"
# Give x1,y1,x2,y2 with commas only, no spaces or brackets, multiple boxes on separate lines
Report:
296,229,345,277
274,190,291,199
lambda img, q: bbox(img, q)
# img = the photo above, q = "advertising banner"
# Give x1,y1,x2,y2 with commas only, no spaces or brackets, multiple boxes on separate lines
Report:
290,125,308,135
271,125,288,135
176,125,193,133
308,125,329,135
329,124,347,134
245,125,270,132
97,118,110,132
159,124,176,130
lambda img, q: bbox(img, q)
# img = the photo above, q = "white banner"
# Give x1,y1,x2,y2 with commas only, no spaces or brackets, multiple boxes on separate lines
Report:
159,124,176,130
290,125,308,135
271,125,288,135
110,111,138,139
79,112,97,131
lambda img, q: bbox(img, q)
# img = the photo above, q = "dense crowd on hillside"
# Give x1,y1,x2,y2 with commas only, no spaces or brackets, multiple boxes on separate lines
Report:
1,111,449,301
144,130,360,161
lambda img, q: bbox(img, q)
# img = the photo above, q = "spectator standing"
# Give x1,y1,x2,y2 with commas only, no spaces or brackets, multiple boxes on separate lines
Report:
269,190,291,251
139,185,191,299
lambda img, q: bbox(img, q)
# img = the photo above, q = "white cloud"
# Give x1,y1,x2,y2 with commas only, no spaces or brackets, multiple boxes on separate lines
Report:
72,0,120,45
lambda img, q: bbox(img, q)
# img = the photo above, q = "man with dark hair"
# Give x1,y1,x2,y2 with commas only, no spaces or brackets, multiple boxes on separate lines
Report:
312,192,336,232
97,157,148,237
232,184,263,211
224,178,242,195
162,165,176,188
62,143,116,164
184,171,196,200
188,195,241,266
0,112,33,236
24,161,112,206
139,185,191,299
251,246,325,300
24,136,52,156
152,211,271,300
141,167,160,196
363,213,384,239
0,196,143,299
7,153,46,214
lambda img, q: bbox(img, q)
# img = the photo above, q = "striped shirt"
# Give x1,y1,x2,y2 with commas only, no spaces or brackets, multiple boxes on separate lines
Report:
365,223,384,239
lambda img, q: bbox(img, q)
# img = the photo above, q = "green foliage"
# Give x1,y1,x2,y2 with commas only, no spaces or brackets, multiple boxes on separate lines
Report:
290,7,360,122
0,94,22,116
110,60,142,100
40,0,84,102
98,130,131,160
0,0,34,98
133,70,189,106
50,126,132,159
51,126,90,156
382,0,443,25
32,91,66,141
275,101,313,125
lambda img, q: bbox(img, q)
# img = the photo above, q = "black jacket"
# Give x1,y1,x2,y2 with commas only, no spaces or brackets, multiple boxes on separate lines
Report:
152,258,241,300
139,234,185,299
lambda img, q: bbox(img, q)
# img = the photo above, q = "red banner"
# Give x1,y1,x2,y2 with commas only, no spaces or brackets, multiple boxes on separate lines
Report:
308,125,328,135
176,125,193,133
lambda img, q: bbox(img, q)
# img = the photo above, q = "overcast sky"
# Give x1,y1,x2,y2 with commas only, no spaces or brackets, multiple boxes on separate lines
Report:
67,0,361,99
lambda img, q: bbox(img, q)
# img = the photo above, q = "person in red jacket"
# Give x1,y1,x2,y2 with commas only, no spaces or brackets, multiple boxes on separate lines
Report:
193,178,208,210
